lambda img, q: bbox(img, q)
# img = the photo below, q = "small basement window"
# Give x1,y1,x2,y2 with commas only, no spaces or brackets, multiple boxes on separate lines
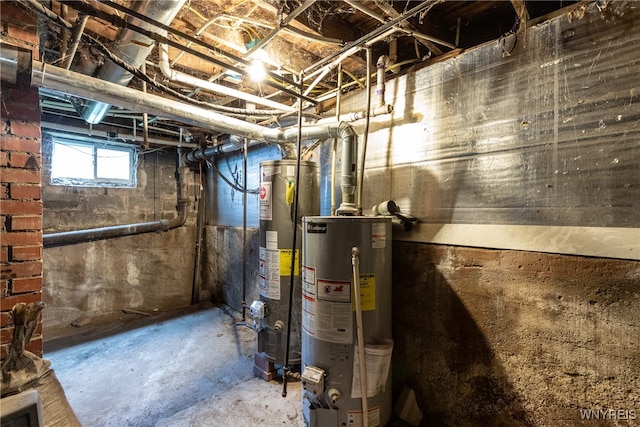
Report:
50,138,137,187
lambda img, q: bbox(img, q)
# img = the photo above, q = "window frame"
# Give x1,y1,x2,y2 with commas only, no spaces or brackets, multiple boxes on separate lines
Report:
49,136,137,188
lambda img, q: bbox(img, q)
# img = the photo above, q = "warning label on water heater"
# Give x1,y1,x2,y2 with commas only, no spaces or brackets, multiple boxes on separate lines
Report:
302,273,353,345
258,246,280,299
347,406,381,427
371,222,386,248
259,182,272,220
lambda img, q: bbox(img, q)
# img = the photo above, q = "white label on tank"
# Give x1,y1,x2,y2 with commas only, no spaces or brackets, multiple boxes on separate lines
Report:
302,266,316,295
302,273,352,344
371,223,386,248
259,245,281,300
259,182,272,220
286,165,295,177
347,406,381,427
309,279,353,344
350,341,394,399
266,230,278,250
302,292,317,337
302,266,317,337
258,247,266,277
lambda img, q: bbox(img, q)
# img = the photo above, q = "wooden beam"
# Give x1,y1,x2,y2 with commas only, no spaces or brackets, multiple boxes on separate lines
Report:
373,0,444,55
510,0,530,30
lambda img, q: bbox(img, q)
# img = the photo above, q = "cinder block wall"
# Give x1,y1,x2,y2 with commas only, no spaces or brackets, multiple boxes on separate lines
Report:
41,148,200,334
0,3,42,358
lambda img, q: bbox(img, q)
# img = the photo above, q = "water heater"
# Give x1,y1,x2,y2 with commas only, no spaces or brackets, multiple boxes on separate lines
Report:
301,216,393,427
255,160,319,365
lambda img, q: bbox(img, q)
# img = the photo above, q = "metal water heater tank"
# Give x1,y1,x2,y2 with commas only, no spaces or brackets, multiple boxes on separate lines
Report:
256,160,319,365
301,216,393,427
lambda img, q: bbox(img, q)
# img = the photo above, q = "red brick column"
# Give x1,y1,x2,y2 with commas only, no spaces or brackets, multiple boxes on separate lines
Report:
1,2,42,359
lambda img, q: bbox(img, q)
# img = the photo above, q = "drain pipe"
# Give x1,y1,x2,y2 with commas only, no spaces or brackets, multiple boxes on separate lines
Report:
351,246,370,427
376,55,390,109
314,54,394,126
44,148,190,247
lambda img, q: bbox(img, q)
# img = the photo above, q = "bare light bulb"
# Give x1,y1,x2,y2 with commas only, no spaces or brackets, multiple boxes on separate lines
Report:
248,59,266,81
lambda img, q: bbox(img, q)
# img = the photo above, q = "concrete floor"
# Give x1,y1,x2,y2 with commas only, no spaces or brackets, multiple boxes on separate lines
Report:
44,303,304,427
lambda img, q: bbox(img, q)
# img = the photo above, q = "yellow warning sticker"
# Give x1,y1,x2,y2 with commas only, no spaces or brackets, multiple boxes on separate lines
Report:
279,249,300,276
353,273,376,312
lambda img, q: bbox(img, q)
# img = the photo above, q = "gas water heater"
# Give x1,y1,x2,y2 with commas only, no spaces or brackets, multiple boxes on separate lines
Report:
254,159,319,365
301,216,393,427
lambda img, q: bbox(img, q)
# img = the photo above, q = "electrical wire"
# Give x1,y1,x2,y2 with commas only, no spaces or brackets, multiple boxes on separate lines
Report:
21,0,294,117
209,159,259,194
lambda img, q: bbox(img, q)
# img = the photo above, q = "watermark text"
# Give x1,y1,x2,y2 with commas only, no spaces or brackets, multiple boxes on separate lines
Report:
579,409,637,420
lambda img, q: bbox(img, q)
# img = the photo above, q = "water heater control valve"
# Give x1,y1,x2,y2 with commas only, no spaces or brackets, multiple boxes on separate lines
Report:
249,300,267,332
249,300,266,319
301,366,325,395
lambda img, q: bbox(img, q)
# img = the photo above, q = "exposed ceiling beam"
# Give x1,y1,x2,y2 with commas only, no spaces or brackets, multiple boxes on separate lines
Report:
510,0,530,30
373,0,446,55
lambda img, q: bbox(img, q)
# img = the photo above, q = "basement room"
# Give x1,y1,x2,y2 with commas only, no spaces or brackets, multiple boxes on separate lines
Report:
1,0,638,426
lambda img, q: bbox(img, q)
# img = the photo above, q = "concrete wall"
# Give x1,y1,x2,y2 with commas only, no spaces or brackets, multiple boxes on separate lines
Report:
203,226,259,313
393,242,639,426
41,140,200,334
354,4,639,423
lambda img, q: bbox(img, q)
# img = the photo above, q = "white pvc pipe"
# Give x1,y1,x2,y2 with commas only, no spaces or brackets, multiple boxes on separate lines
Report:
376,55,390,107
158,44,295,112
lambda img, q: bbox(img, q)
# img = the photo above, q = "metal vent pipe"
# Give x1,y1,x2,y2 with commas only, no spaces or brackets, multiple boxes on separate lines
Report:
75,0,186,124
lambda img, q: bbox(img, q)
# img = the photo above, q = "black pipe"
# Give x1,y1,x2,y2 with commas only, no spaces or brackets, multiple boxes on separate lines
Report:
191,184,205,305
282,73,305,398
241,137,248,322
43,217,180,247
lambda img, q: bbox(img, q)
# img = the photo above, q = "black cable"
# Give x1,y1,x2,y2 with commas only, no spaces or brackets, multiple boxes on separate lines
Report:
282,72,304,399
210,160,259,194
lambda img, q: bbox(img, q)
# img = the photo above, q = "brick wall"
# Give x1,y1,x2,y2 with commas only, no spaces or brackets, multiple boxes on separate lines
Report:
1,2,42,359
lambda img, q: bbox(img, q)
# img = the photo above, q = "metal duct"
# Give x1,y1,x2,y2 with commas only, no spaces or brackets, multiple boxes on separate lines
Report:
75,0,186,124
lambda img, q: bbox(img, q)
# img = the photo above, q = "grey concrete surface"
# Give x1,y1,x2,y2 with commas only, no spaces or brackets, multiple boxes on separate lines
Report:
45,304,304,427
